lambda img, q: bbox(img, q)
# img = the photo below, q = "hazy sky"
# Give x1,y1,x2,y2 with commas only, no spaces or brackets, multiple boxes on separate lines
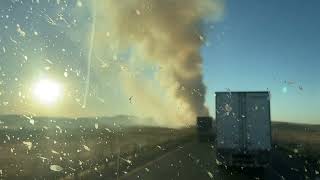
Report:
0,0,319,124
203,0,320,123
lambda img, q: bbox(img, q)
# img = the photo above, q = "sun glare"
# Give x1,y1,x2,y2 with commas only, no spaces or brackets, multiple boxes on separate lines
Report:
33,79,62,105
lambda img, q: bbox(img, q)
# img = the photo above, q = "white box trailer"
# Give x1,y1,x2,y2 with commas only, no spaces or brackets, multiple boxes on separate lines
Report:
215,92,271,167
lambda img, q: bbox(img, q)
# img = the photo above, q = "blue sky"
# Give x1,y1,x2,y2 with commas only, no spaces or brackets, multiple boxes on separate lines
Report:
202,0,320,123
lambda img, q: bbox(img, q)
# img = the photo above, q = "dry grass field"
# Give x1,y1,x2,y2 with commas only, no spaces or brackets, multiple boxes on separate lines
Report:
272,122,320,159
0,115,194,179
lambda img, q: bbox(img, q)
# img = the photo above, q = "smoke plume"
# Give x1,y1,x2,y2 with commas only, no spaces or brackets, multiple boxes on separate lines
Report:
96,0,223,126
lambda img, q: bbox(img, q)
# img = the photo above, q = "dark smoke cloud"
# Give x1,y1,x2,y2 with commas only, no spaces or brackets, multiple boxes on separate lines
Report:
96,0,224,126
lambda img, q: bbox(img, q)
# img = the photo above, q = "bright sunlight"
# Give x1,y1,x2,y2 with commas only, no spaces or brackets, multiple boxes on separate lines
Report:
32,79,63,105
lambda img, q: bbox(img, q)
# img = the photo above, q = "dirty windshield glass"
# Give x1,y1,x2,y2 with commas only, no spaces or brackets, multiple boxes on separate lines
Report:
0,0,319,179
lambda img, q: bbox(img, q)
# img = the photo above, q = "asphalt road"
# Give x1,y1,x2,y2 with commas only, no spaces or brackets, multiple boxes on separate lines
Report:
119,140,319,180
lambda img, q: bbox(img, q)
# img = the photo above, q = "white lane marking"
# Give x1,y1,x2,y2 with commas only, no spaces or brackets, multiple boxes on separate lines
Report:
119,142,193,179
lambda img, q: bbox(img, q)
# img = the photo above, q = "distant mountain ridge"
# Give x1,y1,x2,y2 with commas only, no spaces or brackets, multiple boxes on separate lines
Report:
0,114,159,130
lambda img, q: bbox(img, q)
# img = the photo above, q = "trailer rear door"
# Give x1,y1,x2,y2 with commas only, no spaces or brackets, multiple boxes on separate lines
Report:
216,93,242,150
245,92,271,151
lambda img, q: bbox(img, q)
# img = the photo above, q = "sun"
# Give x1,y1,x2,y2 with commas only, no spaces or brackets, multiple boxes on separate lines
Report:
33,79,63,105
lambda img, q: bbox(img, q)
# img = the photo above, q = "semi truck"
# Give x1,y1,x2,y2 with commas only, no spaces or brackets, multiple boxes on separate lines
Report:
197,116,213,142
215,92,271,167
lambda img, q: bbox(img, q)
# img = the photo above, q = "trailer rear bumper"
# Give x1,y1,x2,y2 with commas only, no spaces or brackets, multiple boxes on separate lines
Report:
216,148,270,167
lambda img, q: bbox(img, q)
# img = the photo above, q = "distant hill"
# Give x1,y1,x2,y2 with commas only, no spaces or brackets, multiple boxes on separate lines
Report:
272,121,320,133
0,114,159,130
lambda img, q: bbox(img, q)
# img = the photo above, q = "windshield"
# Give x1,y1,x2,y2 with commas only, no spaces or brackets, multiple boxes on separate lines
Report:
0,0,319,179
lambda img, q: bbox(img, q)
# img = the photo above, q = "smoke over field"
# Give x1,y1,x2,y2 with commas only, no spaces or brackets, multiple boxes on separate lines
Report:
94,0,224,127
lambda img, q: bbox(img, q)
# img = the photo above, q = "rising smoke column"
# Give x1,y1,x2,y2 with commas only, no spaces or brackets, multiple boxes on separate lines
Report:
97,0,223,125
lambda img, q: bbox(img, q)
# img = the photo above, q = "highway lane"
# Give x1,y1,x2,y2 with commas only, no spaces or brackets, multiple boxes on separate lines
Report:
120,140,319,180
